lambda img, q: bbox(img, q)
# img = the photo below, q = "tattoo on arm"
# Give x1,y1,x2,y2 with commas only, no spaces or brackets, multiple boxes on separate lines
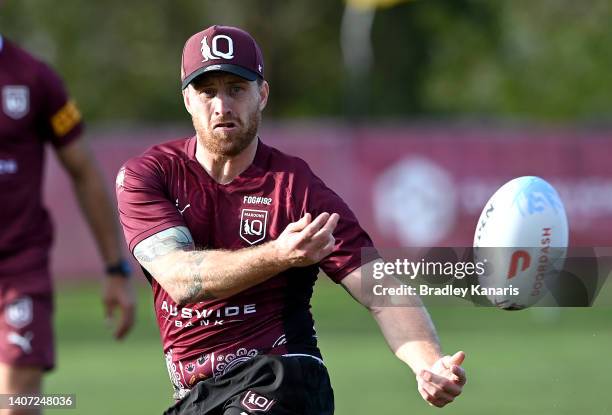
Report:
133,226,194,263
183,251,205,300
133,226,216,302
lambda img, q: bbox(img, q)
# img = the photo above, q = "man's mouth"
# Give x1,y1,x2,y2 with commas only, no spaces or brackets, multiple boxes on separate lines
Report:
214,122,237,129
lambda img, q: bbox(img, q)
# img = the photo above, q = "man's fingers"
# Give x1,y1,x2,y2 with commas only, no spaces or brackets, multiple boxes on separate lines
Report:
321,235,336,256
441,351,465,371
324,212,340,231
450,350,466,366
114,304,136,340
300,212,330,239
286,212,312,232
419,370,463,396
418,380,455,407
417,357,466,408
417,384,431,403
312,213,340,240
419,387,455,407
451,364,467,386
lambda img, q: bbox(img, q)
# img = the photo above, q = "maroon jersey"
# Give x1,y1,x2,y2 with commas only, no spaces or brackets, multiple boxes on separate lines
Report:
117,137,376,397
0,37,83,278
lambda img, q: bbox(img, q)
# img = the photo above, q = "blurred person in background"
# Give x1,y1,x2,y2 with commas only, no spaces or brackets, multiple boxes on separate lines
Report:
0,32,136,413
117,25,466,414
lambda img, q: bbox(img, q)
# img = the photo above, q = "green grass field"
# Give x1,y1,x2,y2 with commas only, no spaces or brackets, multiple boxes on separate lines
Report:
45,279,612,415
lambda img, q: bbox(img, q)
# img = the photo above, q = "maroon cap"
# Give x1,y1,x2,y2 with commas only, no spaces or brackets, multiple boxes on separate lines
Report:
181,25,264,89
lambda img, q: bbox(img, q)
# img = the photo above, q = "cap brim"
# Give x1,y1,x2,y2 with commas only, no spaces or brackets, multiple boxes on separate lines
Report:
182,64,260,89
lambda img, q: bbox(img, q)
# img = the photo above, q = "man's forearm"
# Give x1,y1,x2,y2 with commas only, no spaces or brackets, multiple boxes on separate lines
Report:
370,300,442,374
72,164,123,265
134,213,337,305
341,265,444,374
141,242,288,305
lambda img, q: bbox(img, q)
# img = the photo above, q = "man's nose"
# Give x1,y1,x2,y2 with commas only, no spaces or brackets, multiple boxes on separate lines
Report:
212,92,232,116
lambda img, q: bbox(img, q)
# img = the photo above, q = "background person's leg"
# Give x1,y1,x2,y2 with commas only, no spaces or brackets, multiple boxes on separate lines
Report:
0,363,43,415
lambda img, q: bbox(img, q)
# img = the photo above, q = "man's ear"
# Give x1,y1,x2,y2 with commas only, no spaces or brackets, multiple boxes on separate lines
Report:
183,87,193,115
258,80,270,111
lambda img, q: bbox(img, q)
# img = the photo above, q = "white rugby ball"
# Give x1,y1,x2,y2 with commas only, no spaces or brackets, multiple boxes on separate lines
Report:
473,176,569,310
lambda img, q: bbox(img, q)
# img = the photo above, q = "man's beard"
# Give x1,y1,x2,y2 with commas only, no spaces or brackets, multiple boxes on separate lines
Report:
194,108,261,157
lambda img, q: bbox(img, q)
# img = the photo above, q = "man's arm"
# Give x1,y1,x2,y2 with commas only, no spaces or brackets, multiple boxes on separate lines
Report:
134,212,339,305
55,138,135,339
341,261,466,408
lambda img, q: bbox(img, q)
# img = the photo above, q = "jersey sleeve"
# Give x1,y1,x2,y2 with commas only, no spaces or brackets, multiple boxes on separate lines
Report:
116,157,186,253
36,63,84,148
303,168,380,283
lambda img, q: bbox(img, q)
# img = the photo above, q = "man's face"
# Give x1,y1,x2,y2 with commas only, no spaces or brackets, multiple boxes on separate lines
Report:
183,72,269,157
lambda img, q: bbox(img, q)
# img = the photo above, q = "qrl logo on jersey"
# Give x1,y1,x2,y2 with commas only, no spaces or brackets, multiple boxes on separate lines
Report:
2,86,29,119
241,391,275,413
240,209,268,245
201,35,234,62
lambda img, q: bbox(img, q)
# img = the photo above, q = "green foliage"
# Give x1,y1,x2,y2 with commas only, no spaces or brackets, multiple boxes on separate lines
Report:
421,0,612,121
2,0,611,121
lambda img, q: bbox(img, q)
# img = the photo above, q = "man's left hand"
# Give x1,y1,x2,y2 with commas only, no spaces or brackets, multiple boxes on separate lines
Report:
416,351,466,407
102,276,136,340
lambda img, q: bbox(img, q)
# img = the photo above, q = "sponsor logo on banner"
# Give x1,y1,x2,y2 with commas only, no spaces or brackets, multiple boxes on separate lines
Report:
240,209,268,245
2,86,29,119
241,390,275,413
5,297,33,329
373,157,457,246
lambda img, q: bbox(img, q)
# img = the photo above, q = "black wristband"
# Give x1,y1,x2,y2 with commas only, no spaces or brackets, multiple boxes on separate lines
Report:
105,259,132,278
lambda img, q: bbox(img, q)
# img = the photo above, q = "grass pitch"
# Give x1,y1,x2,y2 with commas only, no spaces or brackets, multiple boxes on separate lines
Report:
45,279,611,414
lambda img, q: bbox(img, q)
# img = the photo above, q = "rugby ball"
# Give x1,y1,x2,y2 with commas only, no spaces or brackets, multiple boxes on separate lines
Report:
473,176,569,310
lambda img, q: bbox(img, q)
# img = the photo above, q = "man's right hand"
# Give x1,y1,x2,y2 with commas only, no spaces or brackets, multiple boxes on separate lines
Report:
273,212,339,268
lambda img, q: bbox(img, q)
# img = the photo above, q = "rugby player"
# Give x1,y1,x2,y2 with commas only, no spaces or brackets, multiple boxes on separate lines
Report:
116,25,466,414
0,34,135,414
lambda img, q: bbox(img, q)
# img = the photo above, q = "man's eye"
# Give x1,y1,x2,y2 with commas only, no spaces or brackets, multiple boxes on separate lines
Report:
230,86,243,95
202,88,215,97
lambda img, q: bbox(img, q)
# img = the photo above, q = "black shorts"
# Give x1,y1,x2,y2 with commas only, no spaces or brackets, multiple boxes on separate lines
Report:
163,354,334,415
